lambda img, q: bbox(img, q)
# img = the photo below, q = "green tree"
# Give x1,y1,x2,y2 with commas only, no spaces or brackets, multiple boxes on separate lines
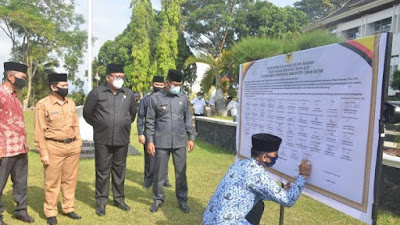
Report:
181,63,197,95
183,0,308,56
183,0,253,115
176,33,193,71
155,0,185,76
94,29,132,87
294,0,347,23
0,0,87,109
390,70,400,91
229,30,340,81
234,1,308,39
125,0,156,93
183,0,248,57
29,61,59,106
155,19,177,76
294,30,341,50
185,51,233,116
69,91,86,106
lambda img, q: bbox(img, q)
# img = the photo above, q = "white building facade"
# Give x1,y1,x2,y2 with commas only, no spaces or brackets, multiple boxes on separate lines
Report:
305,0,400,95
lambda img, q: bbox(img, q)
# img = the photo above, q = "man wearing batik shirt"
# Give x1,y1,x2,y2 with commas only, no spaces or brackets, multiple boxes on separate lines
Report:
0,62,35,225
203,133,312,225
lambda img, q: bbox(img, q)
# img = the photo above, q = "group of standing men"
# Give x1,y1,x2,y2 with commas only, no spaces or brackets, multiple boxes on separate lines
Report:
0,61,195,225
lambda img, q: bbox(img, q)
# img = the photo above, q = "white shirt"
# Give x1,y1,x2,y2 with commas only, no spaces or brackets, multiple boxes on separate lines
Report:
227,100,237,116
209,90,216,106
191,97,207,115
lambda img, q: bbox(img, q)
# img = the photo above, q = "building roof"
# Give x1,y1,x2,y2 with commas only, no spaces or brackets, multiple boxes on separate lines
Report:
304,0,398,31
327,0,377,18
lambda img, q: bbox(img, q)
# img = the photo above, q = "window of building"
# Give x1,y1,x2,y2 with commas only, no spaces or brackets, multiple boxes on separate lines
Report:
374,18,392,33
346,27,360,40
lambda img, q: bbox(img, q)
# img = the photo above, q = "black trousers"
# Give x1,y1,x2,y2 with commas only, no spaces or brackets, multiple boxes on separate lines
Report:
143,143,169,184
95,144,128,207
153,147,187,204
0,153,28,218
245,200,265,225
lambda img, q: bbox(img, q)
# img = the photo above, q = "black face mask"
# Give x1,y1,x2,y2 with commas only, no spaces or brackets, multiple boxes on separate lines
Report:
153,86,163,93
56,87,68,97
8,76,26,89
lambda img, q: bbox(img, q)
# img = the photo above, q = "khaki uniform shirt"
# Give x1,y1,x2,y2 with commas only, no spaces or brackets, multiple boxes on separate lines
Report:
34,95,81,157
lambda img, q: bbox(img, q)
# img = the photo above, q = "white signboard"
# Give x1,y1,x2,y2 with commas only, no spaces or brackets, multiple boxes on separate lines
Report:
237,33,389,224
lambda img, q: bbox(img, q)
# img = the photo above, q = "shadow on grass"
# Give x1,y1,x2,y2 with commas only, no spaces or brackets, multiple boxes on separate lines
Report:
125,168,143,186
196,139,236,156
75,180,145,211
25,186,46,219
27,184,96,220
75,181,96,210
75,178,151,215
379,205,400,217
125,161,173,186
124,168,153,206
125,165,206,224
124,167,170,207
153,188,205,225
124,166,206,224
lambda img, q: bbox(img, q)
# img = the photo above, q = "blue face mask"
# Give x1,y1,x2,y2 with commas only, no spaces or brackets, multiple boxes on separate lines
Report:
170,85,180,95
264,154,278,167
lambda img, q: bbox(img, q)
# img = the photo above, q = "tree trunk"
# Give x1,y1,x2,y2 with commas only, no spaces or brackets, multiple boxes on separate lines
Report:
22,59,33,110
22,73,32,110
215,87,226,116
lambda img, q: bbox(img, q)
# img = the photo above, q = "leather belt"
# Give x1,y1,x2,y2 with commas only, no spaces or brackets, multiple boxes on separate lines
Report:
46,137,76,144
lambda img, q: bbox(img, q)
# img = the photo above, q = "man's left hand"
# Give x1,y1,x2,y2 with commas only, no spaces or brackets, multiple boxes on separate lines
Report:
138,135,146,144
283,182,291,190
188,140,195,152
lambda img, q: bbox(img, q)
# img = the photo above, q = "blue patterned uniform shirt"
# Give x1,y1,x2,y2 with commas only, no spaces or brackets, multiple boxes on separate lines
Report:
203,158,306,225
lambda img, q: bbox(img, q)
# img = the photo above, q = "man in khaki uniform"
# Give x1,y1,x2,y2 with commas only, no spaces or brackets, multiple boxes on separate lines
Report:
34,73,82,225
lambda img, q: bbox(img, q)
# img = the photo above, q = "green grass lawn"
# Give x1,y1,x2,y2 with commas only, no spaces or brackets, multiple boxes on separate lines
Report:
209,115,233,121
1,111,398,224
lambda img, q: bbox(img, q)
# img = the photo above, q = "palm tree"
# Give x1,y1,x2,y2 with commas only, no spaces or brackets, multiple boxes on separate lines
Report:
185,51,233,116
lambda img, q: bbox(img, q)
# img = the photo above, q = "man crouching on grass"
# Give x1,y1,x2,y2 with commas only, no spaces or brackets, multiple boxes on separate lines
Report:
203,133,312,225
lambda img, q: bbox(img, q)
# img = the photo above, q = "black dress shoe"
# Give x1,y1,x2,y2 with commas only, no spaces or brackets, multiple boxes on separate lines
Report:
96,206,105,216
150,202,162,212
144,180,152,189
15,213,35,223
114,202,130,211
163,182,172,188
47,216,57,225
63,211,82,219
179,203,190,213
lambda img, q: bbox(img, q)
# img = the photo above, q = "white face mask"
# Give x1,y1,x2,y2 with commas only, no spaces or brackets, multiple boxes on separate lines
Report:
112,78,124,89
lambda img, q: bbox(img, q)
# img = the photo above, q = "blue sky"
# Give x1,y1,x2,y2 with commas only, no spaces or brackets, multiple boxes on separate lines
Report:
0,0,297,92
